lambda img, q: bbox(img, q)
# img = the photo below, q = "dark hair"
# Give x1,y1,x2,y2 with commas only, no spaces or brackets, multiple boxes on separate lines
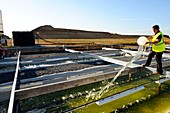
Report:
152,25,160,30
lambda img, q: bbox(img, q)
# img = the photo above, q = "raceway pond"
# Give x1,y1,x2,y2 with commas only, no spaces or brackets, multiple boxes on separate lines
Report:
0,49,170,113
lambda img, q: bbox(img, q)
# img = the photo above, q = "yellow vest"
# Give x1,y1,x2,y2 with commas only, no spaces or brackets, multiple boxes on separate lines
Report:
152,31,165,52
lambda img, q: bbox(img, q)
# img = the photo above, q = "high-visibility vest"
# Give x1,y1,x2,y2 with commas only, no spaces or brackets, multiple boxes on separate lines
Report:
152,31,165,52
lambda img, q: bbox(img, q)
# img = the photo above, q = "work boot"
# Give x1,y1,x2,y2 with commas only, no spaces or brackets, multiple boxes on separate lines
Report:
153,72,165,78
153,71,161,75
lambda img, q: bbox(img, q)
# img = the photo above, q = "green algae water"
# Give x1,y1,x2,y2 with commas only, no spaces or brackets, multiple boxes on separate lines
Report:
123,90,170,113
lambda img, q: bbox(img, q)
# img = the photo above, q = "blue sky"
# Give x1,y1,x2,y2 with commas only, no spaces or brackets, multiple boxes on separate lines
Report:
1,0,170,37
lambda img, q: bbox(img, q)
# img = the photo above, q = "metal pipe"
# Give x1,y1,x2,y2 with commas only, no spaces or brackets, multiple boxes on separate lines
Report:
8,51,21,113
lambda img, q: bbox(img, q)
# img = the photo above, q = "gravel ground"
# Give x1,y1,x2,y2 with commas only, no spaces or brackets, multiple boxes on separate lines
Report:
21,52,71,59
23,60,108,77
85,50,120,54
0,60,108,83
21,50,120,60
0,63,94,83
0,65,15,71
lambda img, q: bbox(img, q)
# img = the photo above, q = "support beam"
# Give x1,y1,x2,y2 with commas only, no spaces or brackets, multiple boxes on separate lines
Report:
128,73,132,82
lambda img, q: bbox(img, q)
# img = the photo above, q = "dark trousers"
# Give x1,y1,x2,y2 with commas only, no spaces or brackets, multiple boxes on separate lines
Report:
145,51,163,74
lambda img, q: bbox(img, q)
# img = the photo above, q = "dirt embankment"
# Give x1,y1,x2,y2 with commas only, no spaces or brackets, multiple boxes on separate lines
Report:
32,25,140,39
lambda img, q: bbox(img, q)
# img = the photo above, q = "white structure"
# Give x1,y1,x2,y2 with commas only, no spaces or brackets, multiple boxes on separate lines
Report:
96,86,145,105
0,10,3,34
65,48,170,77
102,47,170,59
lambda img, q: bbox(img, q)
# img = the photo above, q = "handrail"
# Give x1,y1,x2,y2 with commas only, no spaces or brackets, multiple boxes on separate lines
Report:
8,51,21,113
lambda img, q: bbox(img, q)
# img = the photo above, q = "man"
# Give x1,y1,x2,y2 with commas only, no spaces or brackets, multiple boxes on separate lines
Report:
143,25,165,75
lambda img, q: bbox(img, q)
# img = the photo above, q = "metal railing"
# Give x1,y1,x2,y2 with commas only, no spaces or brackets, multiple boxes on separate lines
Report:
8,51,21,113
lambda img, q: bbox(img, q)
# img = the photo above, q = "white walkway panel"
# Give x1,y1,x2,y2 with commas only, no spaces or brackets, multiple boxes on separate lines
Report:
96,86,145,105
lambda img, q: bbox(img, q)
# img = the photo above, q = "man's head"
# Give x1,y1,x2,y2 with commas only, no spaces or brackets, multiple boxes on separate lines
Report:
152,25,160,34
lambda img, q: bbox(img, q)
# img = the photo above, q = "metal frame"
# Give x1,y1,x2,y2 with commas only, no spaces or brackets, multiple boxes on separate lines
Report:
6,48,170,112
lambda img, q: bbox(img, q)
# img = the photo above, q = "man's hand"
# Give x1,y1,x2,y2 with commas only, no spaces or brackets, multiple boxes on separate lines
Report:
146,41,151,44
147,36,152,40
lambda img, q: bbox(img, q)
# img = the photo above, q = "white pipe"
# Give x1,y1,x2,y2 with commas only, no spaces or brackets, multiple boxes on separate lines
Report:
8,51,21,113
102,47,170,58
